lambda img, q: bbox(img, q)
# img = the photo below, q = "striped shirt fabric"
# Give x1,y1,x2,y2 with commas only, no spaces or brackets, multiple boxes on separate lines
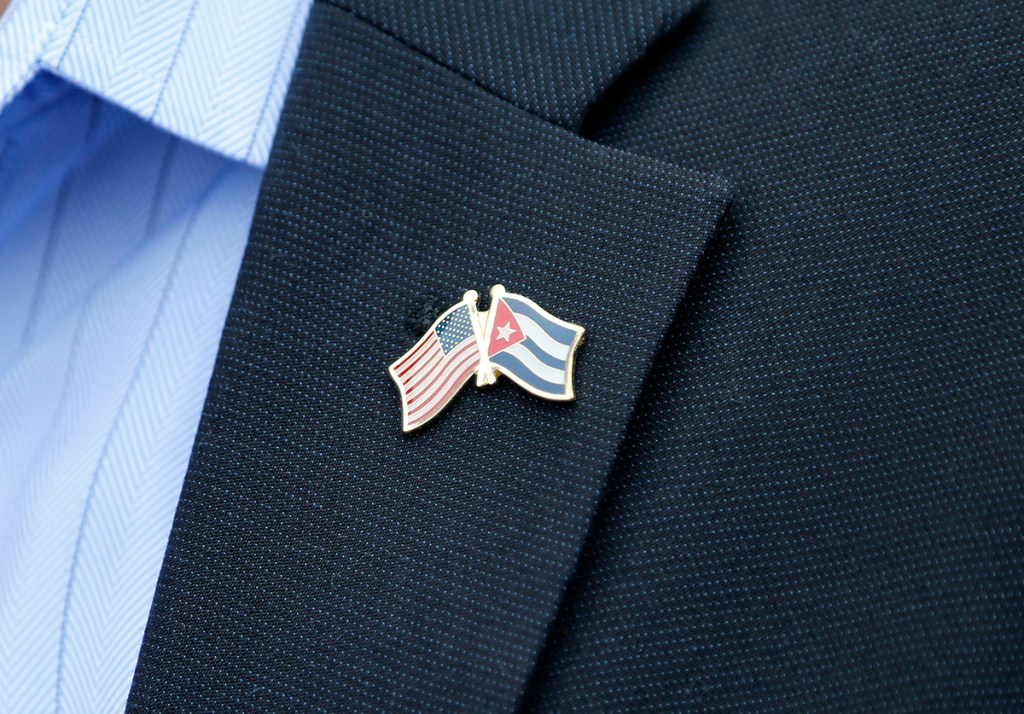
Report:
0,0,311,711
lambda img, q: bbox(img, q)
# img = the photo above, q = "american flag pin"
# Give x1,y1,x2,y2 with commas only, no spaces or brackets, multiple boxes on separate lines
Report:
388,285,585,432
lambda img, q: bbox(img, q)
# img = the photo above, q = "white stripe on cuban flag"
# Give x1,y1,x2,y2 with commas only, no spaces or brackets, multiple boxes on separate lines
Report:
486,293,584,400
389,301,480,431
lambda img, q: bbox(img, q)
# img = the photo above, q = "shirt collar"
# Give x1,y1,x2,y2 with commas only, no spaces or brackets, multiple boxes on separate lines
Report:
0,0,311,167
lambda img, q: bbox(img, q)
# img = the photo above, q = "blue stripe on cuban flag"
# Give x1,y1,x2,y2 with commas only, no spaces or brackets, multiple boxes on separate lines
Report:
489,295,584,399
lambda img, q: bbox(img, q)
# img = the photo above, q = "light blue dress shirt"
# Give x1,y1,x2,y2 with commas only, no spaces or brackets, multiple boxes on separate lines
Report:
0,0,311,710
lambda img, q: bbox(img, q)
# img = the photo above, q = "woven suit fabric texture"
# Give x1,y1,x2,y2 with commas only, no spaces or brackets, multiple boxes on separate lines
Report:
129,0,1023,711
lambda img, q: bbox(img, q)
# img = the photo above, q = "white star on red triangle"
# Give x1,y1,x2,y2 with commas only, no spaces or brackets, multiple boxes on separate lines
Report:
496,321,517,341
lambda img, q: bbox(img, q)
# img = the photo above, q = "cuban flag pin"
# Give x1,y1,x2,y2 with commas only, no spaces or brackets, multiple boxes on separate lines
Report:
388,285,585,432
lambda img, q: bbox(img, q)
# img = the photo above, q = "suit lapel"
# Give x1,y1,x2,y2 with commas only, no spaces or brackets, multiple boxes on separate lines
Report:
129,2,729,710
329,0,707,130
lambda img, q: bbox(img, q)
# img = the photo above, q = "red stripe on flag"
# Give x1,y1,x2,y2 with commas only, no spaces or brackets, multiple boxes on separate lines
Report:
408,353,478,417
407,360,479,428
407,342,474,401
408,347,479,419
407,341,476,405
403,350,445,394
394,333,432,370
397,337,441,378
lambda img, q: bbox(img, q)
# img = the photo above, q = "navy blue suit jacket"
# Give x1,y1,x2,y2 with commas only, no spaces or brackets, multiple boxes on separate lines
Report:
129,1,1023,710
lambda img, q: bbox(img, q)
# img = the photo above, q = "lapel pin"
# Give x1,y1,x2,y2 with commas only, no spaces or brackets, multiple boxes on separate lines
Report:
389,285,585,432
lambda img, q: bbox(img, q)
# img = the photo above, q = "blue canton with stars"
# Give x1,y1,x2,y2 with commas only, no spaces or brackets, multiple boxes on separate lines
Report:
435,305,476,354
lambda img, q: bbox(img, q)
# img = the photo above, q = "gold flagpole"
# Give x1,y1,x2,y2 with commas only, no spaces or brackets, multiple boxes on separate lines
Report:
464,289,496,386
476,284,506,386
